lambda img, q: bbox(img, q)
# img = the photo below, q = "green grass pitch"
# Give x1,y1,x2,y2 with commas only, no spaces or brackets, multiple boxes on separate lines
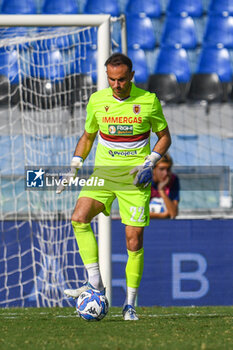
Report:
1,306,233,349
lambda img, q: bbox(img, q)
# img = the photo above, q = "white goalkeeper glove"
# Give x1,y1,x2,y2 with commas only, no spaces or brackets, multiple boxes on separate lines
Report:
56,156,84,194
130,151,161,188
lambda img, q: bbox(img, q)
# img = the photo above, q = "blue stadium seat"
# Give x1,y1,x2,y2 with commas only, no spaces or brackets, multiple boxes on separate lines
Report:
0,48,20,84
154,46,191,83
35,26,80,50
40,0,78,50
0,27,29,44
67,44,97,82
84,0,120,16
1,0,37,14
203,14,233,48
0,48,20,105
126,0,161,18
42,0,78,14
209,0,233,15
0,0,36,41
79,46,97,84
197,46,232,82
22,49,66,109
126,14,156,50
128,49,149,85
166,0,204,46
30,49,65,81
167,0,203,17
197,45,232,101
63,45,97,110
161,14,198,49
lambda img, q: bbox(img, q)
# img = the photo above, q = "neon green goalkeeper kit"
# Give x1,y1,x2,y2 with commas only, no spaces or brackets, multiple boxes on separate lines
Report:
79,83,168,226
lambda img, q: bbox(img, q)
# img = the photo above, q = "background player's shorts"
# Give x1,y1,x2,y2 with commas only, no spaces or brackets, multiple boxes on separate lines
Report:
78,175,151,227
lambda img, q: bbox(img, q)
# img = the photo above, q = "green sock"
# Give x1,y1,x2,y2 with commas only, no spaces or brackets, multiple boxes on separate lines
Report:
71,221,98,265
125,248,144,288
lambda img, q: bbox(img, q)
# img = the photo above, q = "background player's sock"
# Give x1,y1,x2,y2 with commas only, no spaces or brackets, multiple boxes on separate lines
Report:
85,262,104,291
124,247,144,307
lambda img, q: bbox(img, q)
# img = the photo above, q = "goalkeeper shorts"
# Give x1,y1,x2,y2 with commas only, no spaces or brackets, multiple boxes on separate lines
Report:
78,174,151,227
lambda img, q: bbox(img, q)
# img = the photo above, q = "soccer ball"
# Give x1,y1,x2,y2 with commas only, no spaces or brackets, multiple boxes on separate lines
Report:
76,289,109,321
149,197,166,213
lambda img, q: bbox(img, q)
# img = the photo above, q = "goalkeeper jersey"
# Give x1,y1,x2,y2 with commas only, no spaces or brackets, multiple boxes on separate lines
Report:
85,83,167,168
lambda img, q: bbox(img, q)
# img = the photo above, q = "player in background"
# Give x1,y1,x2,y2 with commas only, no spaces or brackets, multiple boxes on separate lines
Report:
57,53,171,320
150,154,180,219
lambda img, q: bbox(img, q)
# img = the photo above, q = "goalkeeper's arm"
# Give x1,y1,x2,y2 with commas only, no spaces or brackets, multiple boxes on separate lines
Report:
73,130,98,160
56,131,97,194
131,126,171,187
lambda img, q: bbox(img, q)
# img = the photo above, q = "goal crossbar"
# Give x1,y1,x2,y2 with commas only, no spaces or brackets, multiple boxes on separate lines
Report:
0,14,111,27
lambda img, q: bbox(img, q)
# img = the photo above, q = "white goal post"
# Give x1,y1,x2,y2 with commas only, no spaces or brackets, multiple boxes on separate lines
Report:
0,14,127,306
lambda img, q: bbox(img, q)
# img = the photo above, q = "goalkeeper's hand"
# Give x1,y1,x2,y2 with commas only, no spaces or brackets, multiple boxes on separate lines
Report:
130,151,161,188
56,156,84,194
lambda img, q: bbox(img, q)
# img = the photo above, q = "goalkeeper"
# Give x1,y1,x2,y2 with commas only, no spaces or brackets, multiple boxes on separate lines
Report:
58,53,171,321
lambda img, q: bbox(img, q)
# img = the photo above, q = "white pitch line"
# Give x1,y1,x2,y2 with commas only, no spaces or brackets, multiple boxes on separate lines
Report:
144,313,232,318
56,315,78,318
111,313,232,318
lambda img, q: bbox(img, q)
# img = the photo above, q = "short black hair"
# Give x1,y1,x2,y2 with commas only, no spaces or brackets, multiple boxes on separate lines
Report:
105,53,133,72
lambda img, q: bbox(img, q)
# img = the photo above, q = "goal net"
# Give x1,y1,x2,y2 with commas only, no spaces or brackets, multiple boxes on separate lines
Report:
0,15,121,307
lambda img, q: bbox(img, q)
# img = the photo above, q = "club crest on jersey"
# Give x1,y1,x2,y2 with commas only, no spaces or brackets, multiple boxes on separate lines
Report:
133,105,141,114
105,106,110,112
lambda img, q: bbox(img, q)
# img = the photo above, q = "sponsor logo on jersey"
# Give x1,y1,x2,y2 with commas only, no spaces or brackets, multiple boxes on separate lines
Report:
102,116,142,124
133,105,141,114
105,106,110,112
108,125,117,134
108,124,133,135
109,150,137,157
